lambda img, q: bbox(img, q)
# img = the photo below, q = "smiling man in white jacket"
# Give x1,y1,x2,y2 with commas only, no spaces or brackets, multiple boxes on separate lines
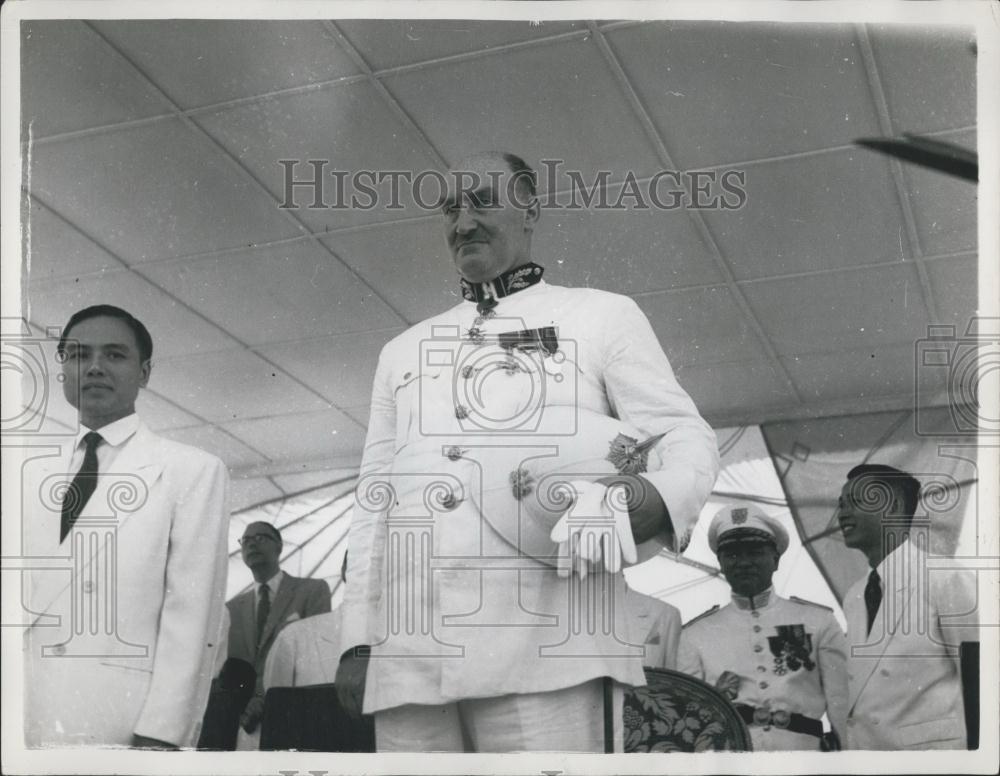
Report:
334,152,719,752
22,305,230,749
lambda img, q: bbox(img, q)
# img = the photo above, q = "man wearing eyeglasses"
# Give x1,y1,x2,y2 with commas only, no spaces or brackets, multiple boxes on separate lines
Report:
226,521,331,746
335,152,719,752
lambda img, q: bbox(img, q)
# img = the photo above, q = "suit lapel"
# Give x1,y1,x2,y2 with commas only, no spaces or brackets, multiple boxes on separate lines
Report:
27,425,165,623
848,545,917,709
80,423,164,533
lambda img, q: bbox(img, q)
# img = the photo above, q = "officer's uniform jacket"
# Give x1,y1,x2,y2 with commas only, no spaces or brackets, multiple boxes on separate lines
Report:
678,589,848,751
342,278,720,714
843,537,977,750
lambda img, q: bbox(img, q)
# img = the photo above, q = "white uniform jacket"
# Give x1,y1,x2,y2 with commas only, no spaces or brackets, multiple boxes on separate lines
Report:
679,590,848,751
342,281,720,713
843,537,977,750
21,417,230,747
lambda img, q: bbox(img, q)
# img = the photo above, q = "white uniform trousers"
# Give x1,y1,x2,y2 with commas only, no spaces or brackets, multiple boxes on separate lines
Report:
375,679,621,752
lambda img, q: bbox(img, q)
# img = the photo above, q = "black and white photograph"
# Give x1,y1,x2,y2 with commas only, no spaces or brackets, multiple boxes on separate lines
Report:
1,1,997,774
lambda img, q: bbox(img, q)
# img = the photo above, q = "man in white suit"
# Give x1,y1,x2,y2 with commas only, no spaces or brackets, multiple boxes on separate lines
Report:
837,464,978,750
335,152,719,751
22,305,230,748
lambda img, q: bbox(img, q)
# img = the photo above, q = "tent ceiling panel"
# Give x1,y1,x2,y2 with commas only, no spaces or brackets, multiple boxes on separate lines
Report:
140,241,405,344
926,254,979,327
25,199,123,282
21,21,173,138
530,205,724,296
135,390,204,432
220,407,366,463
900,130,979,256
337,19,587,72
229,476,287,515
635,286,772,368
149,347,333,422
193,82,446,234
781,343,928,405
608,22,881,168
30,121,304,263
16,19,980,477
92,20,362,109
269,468,360,496
868,26,976,134
321,220,462,324
741,263,932,354
674,360,797,419
382,36,666,182
26,269,241,359
701,151,908,281
157,424,269,469
256,328,405,408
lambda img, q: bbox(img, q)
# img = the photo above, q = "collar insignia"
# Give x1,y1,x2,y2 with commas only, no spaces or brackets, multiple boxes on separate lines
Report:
460,262,544,314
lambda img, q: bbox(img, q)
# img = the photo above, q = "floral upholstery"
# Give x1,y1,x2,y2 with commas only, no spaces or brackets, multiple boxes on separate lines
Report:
624,667,753,752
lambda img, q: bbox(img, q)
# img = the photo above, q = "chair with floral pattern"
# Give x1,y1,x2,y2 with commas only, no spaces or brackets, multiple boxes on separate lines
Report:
623,667,753,752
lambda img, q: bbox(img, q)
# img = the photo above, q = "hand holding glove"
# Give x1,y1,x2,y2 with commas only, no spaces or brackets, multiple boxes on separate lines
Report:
549,480,637,578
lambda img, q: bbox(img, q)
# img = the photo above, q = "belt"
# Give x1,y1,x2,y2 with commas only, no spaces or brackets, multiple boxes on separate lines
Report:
734,704,823,738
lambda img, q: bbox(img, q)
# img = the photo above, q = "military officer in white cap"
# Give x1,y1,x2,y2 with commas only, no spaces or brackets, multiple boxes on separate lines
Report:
678,503,848,751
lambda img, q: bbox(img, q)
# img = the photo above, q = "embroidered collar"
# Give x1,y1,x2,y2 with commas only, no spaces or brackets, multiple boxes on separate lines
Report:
732,587,773,611
459,262,545,314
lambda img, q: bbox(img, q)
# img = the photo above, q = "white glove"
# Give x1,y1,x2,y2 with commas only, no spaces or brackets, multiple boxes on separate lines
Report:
549,480,638,578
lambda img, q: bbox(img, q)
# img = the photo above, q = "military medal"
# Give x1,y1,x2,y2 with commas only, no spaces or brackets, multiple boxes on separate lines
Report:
606,432,667,475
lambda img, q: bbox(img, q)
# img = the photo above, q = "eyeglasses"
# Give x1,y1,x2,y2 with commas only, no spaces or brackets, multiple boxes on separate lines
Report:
239,534,277,547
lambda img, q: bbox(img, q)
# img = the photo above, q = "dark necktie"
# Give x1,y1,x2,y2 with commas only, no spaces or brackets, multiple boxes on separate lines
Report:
60,431,103,543
864,568,882,635
256,584,271,646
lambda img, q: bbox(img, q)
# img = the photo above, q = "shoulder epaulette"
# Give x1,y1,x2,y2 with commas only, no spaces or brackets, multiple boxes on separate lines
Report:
790,596,833,612
683,604,720,628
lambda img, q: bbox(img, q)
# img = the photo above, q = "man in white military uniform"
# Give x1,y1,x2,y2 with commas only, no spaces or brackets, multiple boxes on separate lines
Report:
679,504,848,751
837,464,977,750
336,152,719,752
